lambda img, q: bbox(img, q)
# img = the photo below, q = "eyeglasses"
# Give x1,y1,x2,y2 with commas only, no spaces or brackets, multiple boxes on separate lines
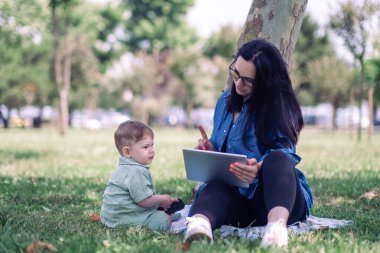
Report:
229,60,255,88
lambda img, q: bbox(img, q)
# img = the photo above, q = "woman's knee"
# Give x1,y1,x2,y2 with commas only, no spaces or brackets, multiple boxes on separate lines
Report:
261,151,293,175
265,150,289,162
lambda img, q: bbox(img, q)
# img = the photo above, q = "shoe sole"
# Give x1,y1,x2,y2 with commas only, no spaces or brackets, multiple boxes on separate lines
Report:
185,232,212,244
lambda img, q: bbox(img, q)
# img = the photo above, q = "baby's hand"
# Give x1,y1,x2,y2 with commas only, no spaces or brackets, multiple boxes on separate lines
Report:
159,195,177,210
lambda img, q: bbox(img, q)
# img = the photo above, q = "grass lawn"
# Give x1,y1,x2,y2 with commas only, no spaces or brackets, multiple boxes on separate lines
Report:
0,127,379,252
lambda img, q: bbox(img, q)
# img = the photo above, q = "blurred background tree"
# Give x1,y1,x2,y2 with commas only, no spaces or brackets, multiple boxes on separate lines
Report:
96,0,198,124
50,0,105,134
203,24,241,97
293,14,332,106
49,0,102,134
365,58,380,127
307,55,353,129
330,0,380,140
0,0,52,128
1,0,379,135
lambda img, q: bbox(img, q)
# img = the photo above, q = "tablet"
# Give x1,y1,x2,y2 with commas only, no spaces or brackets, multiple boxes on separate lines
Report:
182,148,249,188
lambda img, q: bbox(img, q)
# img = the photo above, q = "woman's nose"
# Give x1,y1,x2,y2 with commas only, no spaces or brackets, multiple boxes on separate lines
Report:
235,78,244,86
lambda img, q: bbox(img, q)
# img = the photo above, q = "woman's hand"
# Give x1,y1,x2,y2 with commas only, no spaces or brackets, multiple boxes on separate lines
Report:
195,125,214,151
229,158,262,184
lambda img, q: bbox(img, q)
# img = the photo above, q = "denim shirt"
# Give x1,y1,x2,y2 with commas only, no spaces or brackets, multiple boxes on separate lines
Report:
209,89,313,211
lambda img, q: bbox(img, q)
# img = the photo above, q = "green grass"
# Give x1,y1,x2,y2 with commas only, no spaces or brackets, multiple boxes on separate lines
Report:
0,127,379,252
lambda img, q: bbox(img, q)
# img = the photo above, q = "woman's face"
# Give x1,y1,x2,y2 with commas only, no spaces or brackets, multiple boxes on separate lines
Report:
230,56,256,98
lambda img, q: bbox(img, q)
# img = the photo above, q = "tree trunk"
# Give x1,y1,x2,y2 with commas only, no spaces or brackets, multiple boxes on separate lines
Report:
0,109,9,129
58,90,69,134
59,11,72,135
357,94,362,142
51,2,59,85
153,49,171,98
368,86,374,141
185,100,194,128
332,99,338,130
373,104,378,126
50,1,72,136
349,89,355,139
237,0,308,69
5,111,10,128
357,56,365,142
33,106,43,128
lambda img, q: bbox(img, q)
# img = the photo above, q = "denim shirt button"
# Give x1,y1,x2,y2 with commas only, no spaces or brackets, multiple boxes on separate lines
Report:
223,130,226,132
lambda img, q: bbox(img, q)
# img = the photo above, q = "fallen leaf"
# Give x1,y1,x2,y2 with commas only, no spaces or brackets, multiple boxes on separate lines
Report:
360,188,379,200
31,178,37,185
182,241,191,251
103,240,110,248
42,206,52,212
90,213,100,222
176,240,192,252
175,241,191,252
175,241,182,252
25,240,57,253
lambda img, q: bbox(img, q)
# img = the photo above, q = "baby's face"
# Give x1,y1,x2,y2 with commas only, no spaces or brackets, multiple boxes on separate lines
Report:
128,135,155,165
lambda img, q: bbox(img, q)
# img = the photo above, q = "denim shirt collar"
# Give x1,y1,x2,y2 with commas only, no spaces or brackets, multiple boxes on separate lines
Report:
118,156,150,169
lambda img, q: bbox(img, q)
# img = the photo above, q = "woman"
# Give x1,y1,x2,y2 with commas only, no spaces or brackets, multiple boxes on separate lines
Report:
184,39,313,247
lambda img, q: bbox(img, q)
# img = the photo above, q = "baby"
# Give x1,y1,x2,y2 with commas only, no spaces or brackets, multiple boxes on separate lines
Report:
100,120,179,231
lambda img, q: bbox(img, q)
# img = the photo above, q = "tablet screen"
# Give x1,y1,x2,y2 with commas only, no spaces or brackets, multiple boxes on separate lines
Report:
183,149,249,188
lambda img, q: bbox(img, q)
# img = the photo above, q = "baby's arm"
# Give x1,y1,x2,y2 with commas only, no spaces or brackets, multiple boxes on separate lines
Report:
137,194,177,210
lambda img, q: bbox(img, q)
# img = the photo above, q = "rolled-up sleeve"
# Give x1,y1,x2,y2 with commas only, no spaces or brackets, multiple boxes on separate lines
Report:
259,133,301,166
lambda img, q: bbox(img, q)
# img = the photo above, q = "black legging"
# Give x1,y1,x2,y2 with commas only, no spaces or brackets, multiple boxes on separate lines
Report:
189,151,307,230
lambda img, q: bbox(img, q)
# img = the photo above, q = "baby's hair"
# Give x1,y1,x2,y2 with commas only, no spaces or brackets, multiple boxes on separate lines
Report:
114,120,154,155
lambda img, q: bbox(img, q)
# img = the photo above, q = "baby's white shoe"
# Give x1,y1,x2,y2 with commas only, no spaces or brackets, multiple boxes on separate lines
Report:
260,219,288,247
184,214,213,243
171,212,181,222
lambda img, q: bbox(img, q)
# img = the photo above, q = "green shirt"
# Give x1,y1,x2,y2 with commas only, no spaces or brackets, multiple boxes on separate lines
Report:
100,157,158,228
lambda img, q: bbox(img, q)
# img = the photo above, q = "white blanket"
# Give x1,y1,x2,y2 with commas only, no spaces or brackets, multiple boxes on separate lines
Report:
170,205,353,240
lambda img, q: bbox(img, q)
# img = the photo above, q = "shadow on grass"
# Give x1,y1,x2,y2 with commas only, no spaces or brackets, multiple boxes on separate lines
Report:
0,176,193,252
0,149,46,164
309,169,379,198
308,170,379,242
0,176,103,207
155,178,196,204
0,171,378,253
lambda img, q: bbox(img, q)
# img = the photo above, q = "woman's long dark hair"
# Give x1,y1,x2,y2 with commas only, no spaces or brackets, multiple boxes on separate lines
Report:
227,39,304,148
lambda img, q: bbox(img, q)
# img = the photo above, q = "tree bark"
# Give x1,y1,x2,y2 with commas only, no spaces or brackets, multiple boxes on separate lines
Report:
237,0,308,69
349,89,355,139
0,110,8,129
59,9,72,135
58,90,69,133
373,104,378,127
51,2,72,135
357,55,365,142
332,99,338,130
368,86,374,141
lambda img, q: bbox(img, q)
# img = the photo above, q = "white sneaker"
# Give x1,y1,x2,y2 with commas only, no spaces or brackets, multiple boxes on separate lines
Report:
184,215,213,243
260,219,288,248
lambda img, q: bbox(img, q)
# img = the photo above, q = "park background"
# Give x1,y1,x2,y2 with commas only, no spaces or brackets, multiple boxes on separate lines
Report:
1,0,380,252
